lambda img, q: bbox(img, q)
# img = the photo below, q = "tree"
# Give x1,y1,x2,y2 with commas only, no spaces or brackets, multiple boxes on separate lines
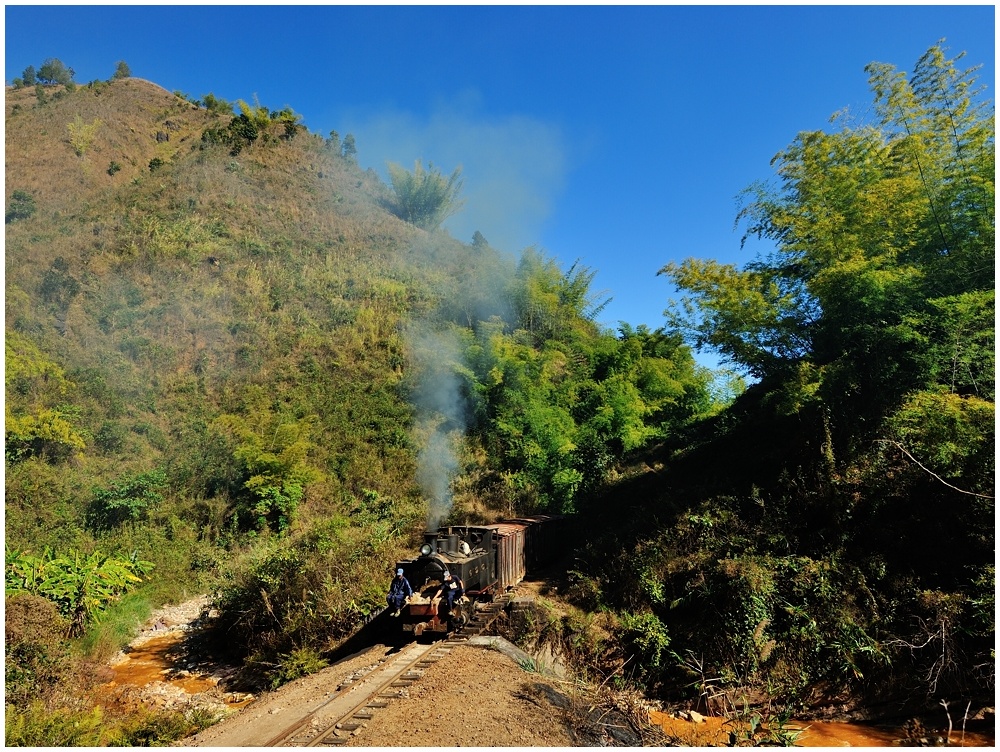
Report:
387,160,465,231
270,106,303,140
341,133,357,161
37,58,74,85
201,92,233,114
651,43,994,697
111,60,131,80
212,410,320,533
21,65,36,86
662,42,994,429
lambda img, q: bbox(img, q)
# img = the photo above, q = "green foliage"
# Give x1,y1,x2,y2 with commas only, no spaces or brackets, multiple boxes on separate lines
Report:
723,701,804,747
270,105,303,140
6,189,37,223
458,251,711,513
269,646,329,688
107,159,122,176
200,97,301,154
387,160,464,230
617,610,672,672
201,91,233,114
5,407,87,463
888,390,994,484
663,43,994,428
39,256,81,306
5,702,107,747
88,469,168,530
37,57,74,85
212,409,319,533
5,546,153,636
4,701,205,747
210,521,402,678
148,156,165,172
111,59,131,80
341,132,357,161
21,64,37,86
75,592,152,662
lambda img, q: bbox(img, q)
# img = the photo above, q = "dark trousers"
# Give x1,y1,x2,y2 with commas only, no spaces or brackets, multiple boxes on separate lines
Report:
388,593,406,610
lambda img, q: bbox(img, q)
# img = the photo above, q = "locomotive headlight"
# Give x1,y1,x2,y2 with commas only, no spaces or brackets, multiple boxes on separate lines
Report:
419,543,433,556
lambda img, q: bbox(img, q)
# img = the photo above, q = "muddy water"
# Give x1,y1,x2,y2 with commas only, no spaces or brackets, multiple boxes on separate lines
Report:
650,710,995,747
106,633,220,694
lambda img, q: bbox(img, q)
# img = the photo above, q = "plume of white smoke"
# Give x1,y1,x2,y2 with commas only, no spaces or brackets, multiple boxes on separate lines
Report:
342,90,567,253
408,324,470,530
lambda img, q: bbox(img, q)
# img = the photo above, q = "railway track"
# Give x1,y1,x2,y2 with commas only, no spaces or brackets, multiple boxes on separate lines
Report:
266,594,515,746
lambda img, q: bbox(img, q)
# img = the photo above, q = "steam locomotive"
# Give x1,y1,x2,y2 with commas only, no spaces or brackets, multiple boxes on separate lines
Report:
393,515,565,636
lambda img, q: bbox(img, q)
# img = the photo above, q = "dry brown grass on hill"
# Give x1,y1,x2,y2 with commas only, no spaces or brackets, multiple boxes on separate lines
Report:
6,79,215,210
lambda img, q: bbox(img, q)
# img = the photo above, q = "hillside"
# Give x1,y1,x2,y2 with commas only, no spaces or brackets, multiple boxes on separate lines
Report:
6,76,430,563
5,44,994,748
5,73,716,745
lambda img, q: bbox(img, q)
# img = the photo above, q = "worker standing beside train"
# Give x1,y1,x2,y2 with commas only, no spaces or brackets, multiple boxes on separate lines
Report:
387,568,412,616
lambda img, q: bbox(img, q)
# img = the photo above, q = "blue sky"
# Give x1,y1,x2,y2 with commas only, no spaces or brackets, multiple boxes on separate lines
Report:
5,5,995,366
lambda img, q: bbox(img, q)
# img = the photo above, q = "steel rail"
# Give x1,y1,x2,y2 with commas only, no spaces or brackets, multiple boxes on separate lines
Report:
263,641,447,746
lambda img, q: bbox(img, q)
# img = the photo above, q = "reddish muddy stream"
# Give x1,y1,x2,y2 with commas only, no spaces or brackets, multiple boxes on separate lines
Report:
108,629,994,747
650,710,994,747
106,633,222,695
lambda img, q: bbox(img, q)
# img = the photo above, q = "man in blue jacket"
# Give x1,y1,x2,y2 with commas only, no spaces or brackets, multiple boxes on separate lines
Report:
387,568,412,616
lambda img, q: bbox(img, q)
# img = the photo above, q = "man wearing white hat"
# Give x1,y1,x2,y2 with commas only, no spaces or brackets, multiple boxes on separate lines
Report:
433,570,464,614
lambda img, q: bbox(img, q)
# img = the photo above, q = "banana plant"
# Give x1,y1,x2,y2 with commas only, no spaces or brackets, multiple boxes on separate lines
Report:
4,545,153,636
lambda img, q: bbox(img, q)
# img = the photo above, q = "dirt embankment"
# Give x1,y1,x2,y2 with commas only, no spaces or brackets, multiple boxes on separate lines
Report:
106,597,656,747
105,597,995,748
186,640,652,747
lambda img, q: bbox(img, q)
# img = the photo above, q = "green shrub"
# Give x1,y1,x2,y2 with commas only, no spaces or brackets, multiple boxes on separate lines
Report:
6,189,37,223
201,92,233,114
111,60,131,80
269,646,329,688
617,610,672,672
4,594,73,707
148,156,165,172
5,703,107,747
87,469,168,530
5,408,87,463
386,160,464,230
